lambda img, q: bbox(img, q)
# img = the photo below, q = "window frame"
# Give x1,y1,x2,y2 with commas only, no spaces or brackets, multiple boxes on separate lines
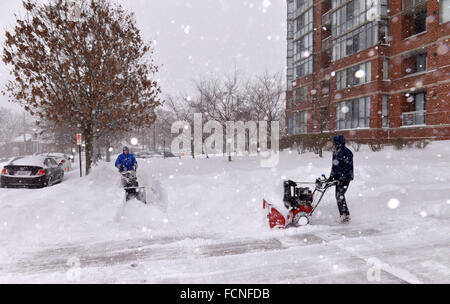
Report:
335,61,371,90
382,95,389,128
335,96,371,130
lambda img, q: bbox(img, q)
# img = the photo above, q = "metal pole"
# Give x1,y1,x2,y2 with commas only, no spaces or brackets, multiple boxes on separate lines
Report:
79,145,83,177
154,124,157,152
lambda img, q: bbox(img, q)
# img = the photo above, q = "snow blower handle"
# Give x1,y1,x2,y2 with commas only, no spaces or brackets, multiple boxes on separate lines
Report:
315,175,337,189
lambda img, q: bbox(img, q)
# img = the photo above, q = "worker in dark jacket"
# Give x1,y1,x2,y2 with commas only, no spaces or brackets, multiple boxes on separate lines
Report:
329,135,353,223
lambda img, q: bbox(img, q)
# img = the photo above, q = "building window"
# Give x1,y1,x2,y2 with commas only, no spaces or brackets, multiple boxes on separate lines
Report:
382,95,389,128
331,0,373,37
293,86,308,103
336,61,371,90
378,20,390,44
288,116,294,134
404,51,427,75
403,91,427,126
383,58,390,80
295,32,313,56
296,0,313,11
335,96,371,130
414,53,427,73
413,7,427,34
331,0,346,9
295,56,314,78
295,8,314,37
293,111,308,134
413,92,426,112
441,0,450,23
332,22,378,61
402,2,427,38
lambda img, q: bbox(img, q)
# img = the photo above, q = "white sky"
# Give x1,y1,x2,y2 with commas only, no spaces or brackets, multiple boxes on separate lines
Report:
0,0,287,110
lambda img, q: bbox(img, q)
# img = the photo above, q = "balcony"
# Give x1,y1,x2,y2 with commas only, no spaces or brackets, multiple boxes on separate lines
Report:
402,110,426,126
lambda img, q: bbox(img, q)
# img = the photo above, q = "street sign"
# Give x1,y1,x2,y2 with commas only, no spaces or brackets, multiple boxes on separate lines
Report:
77,133,82,146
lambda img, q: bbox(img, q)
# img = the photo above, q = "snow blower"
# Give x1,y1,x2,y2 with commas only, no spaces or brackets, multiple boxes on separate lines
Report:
121,170,147,204
263,175,336,229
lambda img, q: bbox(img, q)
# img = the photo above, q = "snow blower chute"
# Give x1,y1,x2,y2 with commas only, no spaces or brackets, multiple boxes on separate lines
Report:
263,175,336,229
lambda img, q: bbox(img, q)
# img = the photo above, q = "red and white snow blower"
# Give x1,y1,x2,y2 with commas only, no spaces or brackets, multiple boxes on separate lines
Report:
263,175,337,229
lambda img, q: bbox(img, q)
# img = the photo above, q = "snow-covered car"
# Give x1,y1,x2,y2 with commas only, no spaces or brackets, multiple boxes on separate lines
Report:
135,152,153,159
40,153,72,172
1,156,65,188
136,151,176,159
136,151,162,159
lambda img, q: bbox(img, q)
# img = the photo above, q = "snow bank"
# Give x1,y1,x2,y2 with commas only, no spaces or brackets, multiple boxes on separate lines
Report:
0,141,449,272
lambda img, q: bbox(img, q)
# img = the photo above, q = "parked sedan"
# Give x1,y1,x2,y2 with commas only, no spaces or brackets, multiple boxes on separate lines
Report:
40,153,72,172
1,156,64,188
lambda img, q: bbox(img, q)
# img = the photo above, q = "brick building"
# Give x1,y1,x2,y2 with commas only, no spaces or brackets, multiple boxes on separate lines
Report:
286,0,450,140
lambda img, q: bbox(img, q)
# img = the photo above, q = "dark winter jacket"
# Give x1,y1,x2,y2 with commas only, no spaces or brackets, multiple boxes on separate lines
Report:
115,153,138,172
329,135,354,182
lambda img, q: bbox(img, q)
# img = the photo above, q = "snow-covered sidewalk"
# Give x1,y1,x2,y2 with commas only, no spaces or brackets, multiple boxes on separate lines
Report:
0,142,449,283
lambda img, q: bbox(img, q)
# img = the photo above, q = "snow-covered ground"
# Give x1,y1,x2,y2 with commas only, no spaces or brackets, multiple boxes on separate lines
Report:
0,142,449,283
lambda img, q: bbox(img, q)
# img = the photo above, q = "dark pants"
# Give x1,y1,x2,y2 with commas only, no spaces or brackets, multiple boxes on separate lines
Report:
336,181,350,216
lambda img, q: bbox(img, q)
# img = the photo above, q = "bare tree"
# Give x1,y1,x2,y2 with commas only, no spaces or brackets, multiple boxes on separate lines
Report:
0,108,23,144
247,72,285,123
166,95,196,158
191,71,249,161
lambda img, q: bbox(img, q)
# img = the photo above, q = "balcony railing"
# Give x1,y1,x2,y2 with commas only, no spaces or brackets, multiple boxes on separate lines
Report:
402,110,426,126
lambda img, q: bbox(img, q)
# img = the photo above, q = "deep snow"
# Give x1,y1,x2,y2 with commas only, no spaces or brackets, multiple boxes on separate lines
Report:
0,141,449,283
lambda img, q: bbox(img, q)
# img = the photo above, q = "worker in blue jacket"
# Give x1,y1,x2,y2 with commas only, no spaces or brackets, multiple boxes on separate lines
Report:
328,135,354,223
115,146,138,172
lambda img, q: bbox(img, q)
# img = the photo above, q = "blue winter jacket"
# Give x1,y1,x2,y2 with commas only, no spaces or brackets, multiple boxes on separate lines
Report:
115,153,138,172
330,135,354,182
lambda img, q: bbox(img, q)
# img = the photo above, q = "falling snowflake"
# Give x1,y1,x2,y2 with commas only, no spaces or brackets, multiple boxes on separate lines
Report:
437,44,449,55
354,70,366,79
388,199,400,209
261,0,272,13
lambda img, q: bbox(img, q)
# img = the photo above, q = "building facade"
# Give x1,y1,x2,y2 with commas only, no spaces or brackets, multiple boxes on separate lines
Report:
286,0,450,140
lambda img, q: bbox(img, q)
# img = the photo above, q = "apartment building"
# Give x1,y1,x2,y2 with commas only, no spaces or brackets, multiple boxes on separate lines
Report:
286,0,450,140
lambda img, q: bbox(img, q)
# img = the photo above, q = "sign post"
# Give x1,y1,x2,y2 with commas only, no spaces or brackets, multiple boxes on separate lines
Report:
77,133,83,178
